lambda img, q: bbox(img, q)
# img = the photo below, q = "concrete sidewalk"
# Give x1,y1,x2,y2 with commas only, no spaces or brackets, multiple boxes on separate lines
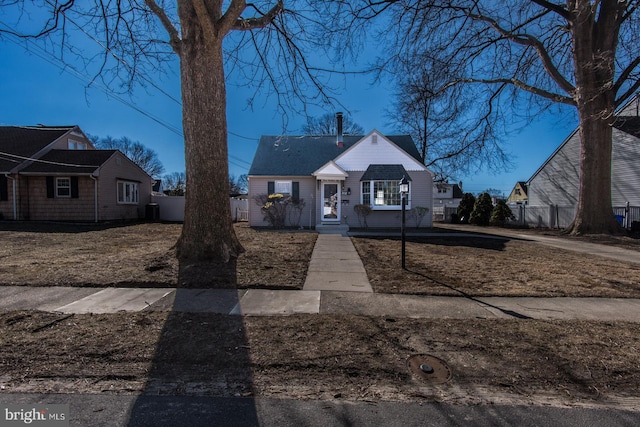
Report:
3,285,640,322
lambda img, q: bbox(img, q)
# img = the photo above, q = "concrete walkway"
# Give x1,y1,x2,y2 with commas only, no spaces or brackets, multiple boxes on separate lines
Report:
303,234,372,292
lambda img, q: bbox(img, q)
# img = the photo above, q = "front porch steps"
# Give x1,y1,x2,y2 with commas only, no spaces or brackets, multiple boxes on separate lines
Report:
315,223,350,234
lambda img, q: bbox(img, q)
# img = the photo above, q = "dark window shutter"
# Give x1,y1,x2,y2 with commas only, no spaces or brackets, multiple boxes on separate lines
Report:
292,181,300,202
0,175,8,201
267,181,275,195
71,176,79,198
46,176,54,198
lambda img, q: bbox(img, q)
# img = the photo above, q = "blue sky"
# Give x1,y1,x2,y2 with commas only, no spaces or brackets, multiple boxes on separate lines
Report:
0,30,577,197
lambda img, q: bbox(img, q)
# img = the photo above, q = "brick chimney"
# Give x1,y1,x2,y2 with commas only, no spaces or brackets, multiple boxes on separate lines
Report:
336,112,344,148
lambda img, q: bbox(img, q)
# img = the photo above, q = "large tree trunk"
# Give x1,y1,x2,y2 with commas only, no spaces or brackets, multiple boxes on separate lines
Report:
569,96,620,234
176,9,244,287
566,0,621,235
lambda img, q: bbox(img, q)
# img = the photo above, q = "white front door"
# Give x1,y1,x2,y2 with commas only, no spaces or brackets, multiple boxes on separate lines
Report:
322,182,340,222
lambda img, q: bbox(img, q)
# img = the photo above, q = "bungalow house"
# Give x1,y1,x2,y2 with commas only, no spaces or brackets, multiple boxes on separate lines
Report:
523,95,640,227
247,114,433,231
0,125,154,222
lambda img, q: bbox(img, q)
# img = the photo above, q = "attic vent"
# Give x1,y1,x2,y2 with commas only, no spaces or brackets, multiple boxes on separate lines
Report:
372,134,378,144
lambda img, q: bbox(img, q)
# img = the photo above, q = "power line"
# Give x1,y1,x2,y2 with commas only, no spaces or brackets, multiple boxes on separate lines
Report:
1,21,259,168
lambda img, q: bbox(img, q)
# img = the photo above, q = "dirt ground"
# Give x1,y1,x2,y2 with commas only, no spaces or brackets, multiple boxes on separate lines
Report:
1,221,640,408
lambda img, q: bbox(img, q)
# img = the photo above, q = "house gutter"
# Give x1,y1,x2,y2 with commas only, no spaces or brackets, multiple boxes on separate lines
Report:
4,173,17,220
90,175,98,223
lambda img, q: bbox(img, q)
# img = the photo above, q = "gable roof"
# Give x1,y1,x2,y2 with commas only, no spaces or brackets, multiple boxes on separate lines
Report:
19,149,118,174
613,116,640,138
0,125,75,172
360,164,412,181
249,134,422,176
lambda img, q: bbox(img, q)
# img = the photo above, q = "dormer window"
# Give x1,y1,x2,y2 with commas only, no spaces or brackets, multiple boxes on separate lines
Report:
68,140,87,150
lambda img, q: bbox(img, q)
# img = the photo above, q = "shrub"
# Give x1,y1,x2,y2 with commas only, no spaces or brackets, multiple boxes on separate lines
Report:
490,200,516,226
457,193,476,223
469,193,493,226
409,206,430,228
288,199,306,228
353,204,372,228
255,193,290,228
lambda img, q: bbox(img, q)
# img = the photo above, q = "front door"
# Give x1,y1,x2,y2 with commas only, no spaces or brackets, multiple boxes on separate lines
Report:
322,182,340,222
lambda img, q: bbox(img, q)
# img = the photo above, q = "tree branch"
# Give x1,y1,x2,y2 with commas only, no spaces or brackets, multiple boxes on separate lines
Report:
143,0,182,53
463,78,576,105
613,56,640,93
232,0,284,31
468,12,576,97
218,0,247,35
530,0,571,20
616,79,640,107
192,0,217,41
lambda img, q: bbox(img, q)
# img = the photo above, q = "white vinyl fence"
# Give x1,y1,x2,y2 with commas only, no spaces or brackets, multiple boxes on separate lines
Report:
150,195,248,222
508,203,639,229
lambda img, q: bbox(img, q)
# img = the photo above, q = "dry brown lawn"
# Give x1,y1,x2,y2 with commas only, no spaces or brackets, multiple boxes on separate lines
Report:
352,233,640,297
1,221,640,408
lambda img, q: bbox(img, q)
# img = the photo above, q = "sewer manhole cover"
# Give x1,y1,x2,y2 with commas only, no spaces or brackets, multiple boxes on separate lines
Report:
406,354,452,384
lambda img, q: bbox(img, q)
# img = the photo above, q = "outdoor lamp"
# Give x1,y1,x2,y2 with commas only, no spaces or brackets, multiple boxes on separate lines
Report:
399,176,408,269
399,177,409,195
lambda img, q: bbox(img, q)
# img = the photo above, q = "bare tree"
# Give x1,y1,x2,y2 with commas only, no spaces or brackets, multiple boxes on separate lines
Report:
229,174,248,195
302,112,364,135
92,136,165,178
2,1,333,284
330,0,640,235
163,171,186,196
388,54,509,180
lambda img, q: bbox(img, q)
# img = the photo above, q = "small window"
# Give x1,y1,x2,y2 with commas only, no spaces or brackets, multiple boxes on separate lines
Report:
117,181,139,204
274,180,292,195
56,178,71,198
68,140,87,150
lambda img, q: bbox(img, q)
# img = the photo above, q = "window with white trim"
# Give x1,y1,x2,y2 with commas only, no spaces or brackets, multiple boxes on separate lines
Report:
274,180,292,196
117,181,139,204
361,180,409,210
56,177,71,198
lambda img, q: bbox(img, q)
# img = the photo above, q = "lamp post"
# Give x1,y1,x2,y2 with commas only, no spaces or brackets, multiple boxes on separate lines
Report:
399,176,409,269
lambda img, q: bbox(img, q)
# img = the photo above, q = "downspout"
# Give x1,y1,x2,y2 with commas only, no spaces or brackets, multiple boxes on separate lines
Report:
90,175,98,223
4,174,17,220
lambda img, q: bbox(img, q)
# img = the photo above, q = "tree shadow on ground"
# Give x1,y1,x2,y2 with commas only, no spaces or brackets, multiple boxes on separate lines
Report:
405,268,532,319
126,269,259,425
361,235,512,251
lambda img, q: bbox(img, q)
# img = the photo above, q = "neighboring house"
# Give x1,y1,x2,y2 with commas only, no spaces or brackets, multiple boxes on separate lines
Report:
518,95,640,228
432,182,463,222
0,125,154,222
248,117,433,230
527,96,640,208
507,181,528,204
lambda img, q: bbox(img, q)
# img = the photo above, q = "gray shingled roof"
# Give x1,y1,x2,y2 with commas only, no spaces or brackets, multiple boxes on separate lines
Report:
360,164,412,181
613,116,640,138
0,126,74,172
248,134,421,176
20,150,117,174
